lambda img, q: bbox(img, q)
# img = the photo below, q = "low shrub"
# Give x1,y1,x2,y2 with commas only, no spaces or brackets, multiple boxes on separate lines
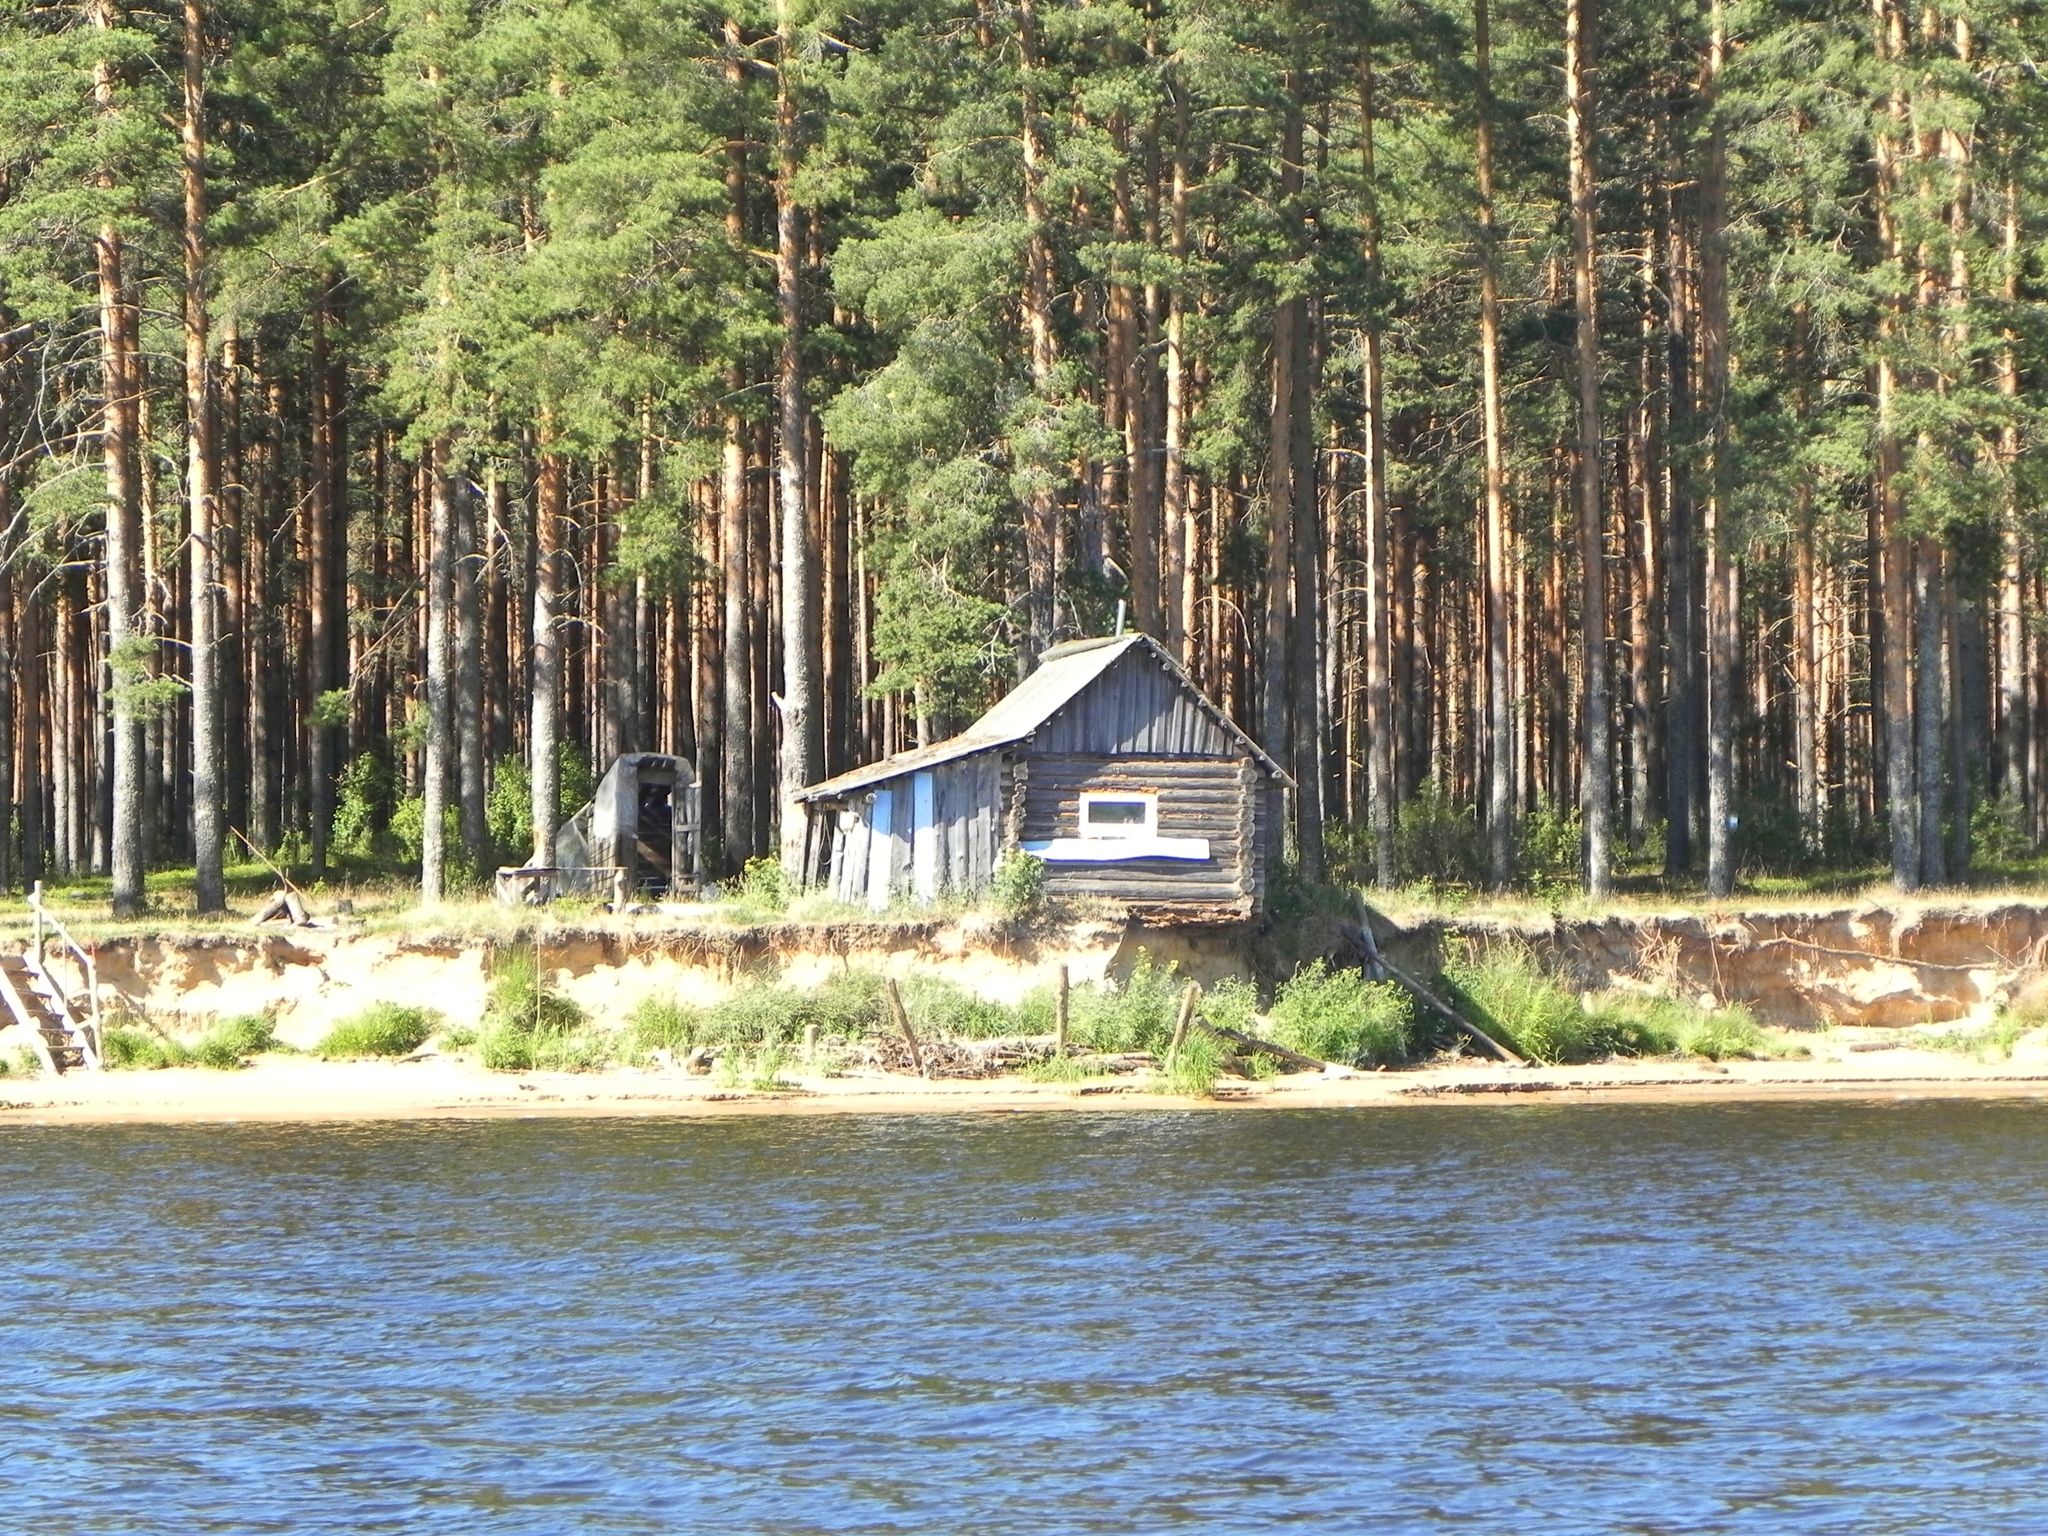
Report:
1268,961,1413,1067
1072,952,1184,1054
195,1013,280,1071
990,850,1047,919
478,951,608,1070
727,856,791,916
1395,785,1482,889
1518,805,1582,898
316,1002,442,1059
1197,976,1261,1035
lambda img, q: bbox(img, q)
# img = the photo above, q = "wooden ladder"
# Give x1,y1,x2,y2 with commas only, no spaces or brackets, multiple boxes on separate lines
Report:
1,883,102,1074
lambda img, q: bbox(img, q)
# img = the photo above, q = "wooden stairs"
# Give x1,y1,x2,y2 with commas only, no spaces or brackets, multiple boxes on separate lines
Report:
0,883,102,1074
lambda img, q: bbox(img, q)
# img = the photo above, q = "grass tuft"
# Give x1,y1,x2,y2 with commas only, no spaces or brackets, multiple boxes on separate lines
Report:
1159,1028,1226,1097
1023,1053,1108,1084
1909,1012,2036,1061
102,1026,193,1070
193,1013,281,1070
715,1043,797,1091
477,951,613,1071
1267,960,1413,1066
315,1002,442,1059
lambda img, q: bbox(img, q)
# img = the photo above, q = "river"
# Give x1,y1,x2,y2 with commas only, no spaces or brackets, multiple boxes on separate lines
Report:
3,1103,2043,1532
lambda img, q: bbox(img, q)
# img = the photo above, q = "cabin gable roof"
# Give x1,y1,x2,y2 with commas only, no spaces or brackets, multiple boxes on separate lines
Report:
797,633,1290,802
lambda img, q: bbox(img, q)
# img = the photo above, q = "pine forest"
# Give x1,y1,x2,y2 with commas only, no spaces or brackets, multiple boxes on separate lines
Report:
2,0,2046,916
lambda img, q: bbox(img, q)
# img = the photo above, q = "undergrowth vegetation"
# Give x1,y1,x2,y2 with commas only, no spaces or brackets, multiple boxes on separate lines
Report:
184,1013,282,1070
103,1025,193,1070
478,951,607,1070
316,1003,443,1060
1441,942,1775,1065
1267,961,1413,1067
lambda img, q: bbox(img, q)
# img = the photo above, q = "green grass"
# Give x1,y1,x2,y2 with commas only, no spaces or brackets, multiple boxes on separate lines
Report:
315,1002,443,1059
1442,942,1788,1065
1022,1053,1109,1084
1267,960,1414,1067
102,1026,194,1070
627,994,706,1055
1159,1028,1227,1098
715,1043,797,1091
1066,952,1184,1054
476,950,615,1070
1908,1011,2037,1061
1440,944,1619,1064
193,1013,282,1070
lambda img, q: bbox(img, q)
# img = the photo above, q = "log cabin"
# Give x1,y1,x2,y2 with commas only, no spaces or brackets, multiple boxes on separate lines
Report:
796,634,1292,922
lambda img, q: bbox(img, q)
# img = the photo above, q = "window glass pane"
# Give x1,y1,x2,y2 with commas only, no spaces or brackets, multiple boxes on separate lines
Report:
1085,799,1149,826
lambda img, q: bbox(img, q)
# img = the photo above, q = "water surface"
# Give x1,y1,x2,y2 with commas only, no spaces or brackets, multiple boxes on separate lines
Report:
3,1103,2044,1532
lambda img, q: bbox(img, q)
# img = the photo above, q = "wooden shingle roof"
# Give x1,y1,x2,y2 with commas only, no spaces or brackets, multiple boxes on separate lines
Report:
797,633,1289,802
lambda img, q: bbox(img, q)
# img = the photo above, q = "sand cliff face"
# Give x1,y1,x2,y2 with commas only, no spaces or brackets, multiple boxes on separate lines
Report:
28,899,2048,1042
1377,902,2048,1029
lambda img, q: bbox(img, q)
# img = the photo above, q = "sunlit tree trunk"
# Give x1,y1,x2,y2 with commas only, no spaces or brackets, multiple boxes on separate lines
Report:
1566,0,1612,895
92,0,146,917
1476,0,1513,889
182,0,223,912
1701,0,1737,899
530,441,565,865
1016,0,1059,663
775,0,820,877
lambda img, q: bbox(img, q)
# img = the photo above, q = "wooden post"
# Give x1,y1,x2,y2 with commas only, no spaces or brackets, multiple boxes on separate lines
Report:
1055,963,1069,1055
802,1021,818,1063
884,976,924,1077
1167,979,1200,1063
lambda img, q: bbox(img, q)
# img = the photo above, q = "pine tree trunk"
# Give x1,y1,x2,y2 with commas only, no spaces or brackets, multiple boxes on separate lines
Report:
421,440,455,903
1566,0,1611,896
1701,0,1736,899
1290,293,1324,882
1874,0,1919,888
307,303,337,875
1476,0,1512,889
720,417,754,869
1260,78,1305,801
1164,87,1192,660
1914,537,1947,885
775,1,821,878
93,0,145,916
1016,0,1059,662
454,476,486,873
182,0,224,912
1358,38,1395,888
530,443,565,864
18,582,43,884
1997,180,2026,811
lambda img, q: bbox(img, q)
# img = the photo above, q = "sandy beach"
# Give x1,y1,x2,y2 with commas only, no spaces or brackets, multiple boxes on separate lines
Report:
8,1046,2048,1125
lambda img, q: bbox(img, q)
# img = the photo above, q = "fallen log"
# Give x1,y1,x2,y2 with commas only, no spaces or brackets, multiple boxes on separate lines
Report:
1202,1022,1331,1073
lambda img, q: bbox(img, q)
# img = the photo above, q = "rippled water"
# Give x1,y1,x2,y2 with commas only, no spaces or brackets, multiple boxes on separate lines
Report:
4,1103,2046,1533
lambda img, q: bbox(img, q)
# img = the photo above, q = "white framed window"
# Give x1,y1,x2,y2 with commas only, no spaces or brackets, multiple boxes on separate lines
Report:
1079,790,1158,839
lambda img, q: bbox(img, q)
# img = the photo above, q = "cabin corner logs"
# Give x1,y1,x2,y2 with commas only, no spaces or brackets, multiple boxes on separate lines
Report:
796,636,1292,921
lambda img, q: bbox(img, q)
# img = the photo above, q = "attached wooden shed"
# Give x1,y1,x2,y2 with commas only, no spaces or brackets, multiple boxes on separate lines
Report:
796,634,1292,921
